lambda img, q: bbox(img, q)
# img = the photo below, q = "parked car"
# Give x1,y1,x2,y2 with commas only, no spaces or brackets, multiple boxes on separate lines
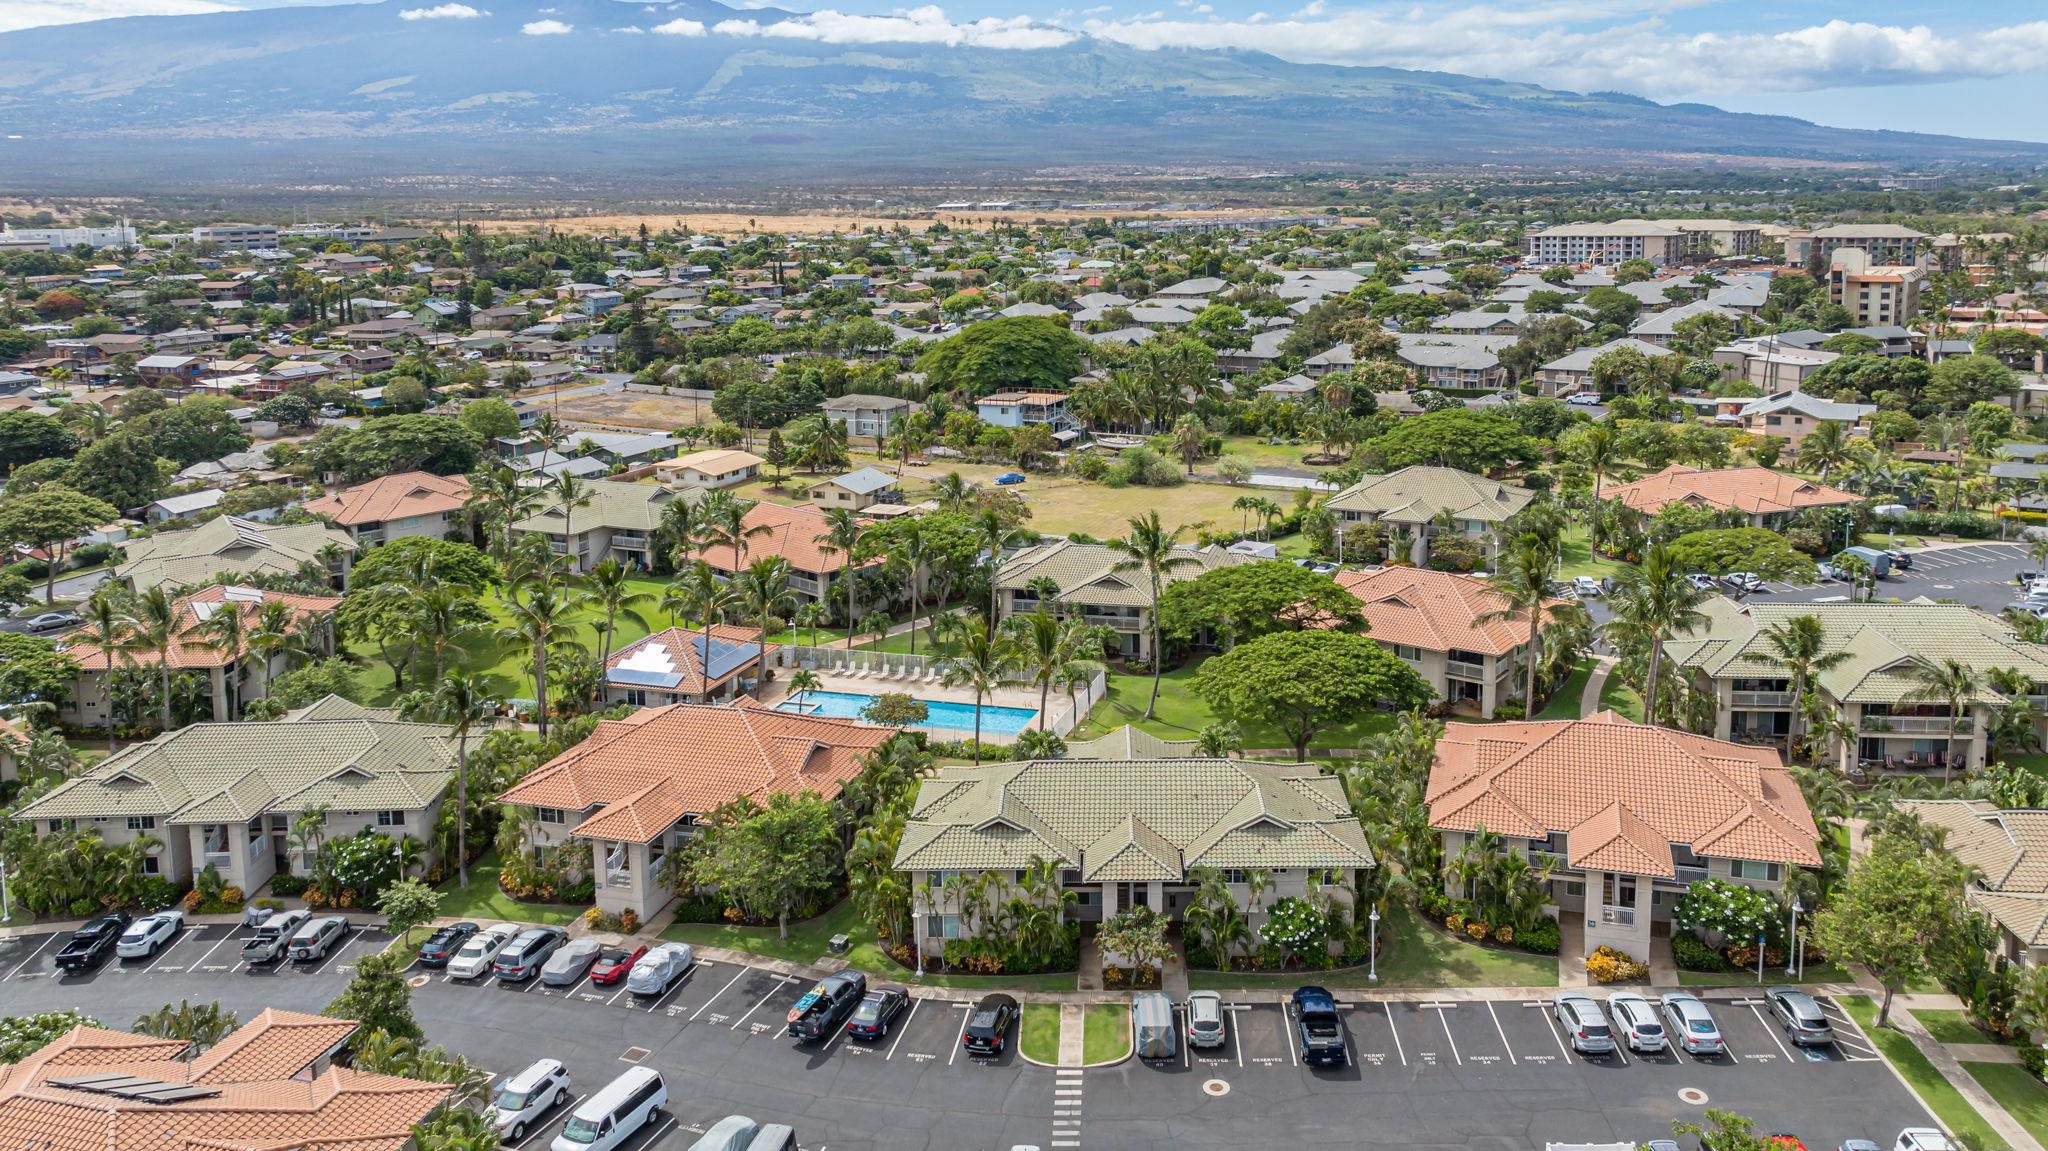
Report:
1133,992,1177,1061
115,909,184,960
494,927,567,982
55,911,131,972
1894,1130,1959,1151
1605,992,1666,1054
1660,991,1725,1057
588,944,647,986
1766,986,1834,1046
1686,572,1719,590
1571,576,1603,598
1817,561,1844,582
686,1115,758,1151
1764,1136,1809,1151
1554,992,1616,1055
1293,558,1339,575
287,915,349,963
415,921,479,967
962,993,1019,1056
1568,392,1603,406
1722,571,1765,594
552,1066,667,1151
787,971,867,1042
625,942,695,997
446,922,520,980
994,471,1026,485
1186,990,1227,1049
540,937,605,987
1291,986,1346,1067
1885,549,1913,571
488,1057,570,1141
1839,1141,1882,1151
20,610,80,632
1837,546,1893,578
241,909,309,965
845,984,910,1041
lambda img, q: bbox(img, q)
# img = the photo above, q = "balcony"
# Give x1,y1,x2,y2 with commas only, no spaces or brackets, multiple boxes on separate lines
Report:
1675,866,1709,884
1731,691,1794,708
1446,660,1488,681
609,534,649,550
1082,612,1141,630
606,868,633,888
1600,904,1637,928
1861,714,1972,735
787,574,823,596
202,851,232,872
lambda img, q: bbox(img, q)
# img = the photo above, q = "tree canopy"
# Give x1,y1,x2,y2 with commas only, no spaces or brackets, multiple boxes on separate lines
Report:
1664,528,1819,582
1157,560,1364,648
1812,822,1971,1026
915,316,1089,398
0,412,77,476
1363,408,1540,474
1190,630,1431,759
684,791,842,939
307,416,483,482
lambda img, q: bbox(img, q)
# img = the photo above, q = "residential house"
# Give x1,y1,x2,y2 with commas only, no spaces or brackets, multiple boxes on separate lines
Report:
1426,712,1820,963
1666,598,2048,775
1629,300,1744,347
994,539,1247,660
1599,464,1859,529
1534,338,1671,397
1712,337,1842,392
1323,466,1536,566
0,1009,451,1151
655,449,764,490
509,479,688,573
977,391,1078,432
1397,342,1507,391
820,393,916,439
688,499,879,607
1332,567,1557,718
114,516,356,593
1734,392,1876,454
1153,276,1227,301
1257,374,1319,402
894,757,1372,959
135,354,203,386
809,466,899,511
497,699,893,919
601,625,772,708
302,470,471,546
1896,800,2048,966
15,696,453,895
145,489,225,524
59,584,341,726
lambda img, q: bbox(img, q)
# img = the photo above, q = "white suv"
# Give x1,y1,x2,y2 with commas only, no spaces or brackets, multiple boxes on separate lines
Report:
446,922,520,980
488,1057,570,1141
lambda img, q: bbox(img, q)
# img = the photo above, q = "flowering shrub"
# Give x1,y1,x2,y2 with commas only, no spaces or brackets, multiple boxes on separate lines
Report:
1260,897,1329,957
1493,924,1515,945
1446,912,1467,933
1466,920,1491,940
1672,878,1779,944
621,909,640,934
1585,945,1649,983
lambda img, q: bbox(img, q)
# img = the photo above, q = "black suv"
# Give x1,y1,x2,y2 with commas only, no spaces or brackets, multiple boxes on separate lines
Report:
962,993,1019,1056
786,971,867,1042
415,921,479,968
55,911,131,972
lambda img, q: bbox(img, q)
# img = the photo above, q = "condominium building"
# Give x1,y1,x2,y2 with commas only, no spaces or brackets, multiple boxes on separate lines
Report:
1826,248,1925,327
1523,220,1686,266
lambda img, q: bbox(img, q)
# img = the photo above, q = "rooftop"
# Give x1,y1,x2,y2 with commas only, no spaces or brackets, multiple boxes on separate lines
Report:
1600,464,1859,517
1324,466,1535,525
114,517,356,594
302,470,471,527
1333,566,1560,658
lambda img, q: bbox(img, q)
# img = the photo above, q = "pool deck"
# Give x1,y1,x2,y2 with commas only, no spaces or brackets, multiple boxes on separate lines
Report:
762,672,1050,742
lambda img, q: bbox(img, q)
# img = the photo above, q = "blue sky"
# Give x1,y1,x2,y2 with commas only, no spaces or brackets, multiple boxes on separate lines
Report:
6,0,2046,142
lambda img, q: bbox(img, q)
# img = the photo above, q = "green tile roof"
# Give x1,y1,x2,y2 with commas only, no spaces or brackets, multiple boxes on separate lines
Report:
894,759,1372,877
1324,465,1535,525
511,480,692,536
993,540,1245,608
115,517,355,593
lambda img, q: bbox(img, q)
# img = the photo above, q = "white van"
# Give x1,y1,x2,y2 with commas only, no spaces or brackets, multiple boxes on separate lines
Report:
745,1124,798,1151
550,1066,666,1151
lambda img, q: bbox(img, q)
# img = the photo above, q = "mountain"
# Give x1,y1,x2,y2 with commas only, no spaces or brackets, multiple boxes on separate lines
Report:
0,0,2042,190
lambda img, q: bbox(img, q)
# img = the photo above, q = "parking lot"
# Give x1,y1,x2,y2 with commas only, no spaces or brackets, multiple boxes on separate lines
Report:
1765,541,2030,614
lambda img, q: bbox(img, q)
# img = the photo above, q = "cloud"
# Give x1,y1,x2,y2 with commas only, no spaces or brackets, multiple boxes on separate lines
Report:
520,17,571,33
614,23,643,32
651,15,704,34
0,0,230,34
399,2,481,18
714,5,1077,49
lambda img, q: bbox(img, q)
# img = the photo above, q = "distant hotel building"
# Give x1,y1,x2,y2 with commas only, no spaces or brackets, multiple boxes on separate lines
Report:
1523,220,1686,266
0,221,137,250
190,223,281,250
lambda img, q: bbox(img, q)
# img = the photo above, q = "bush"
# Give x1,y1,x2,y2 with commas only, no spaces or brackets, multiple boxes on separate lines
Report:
268,873,310,897
1492,701,1525,720
1670,928,1733,972
135,876,183,912
1673,878,1780,944
1513,919,1560,955
1586,945,1649,983
669,893,729,923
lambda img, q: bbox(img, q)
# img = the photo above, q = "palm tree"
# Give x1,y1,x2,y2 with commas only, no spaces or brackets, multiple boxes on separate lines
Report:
814,507,865,646
132,1000,238,1051
406,584,476,688
700,489,767,568
1757,614,1850,763
582,557,650,667
497,583,571,738
794,601,829,649
1903,657,1986,781
973,508,1031,622
671,560,739,676
1172,412,1206,475
76,586,129,752
936,617,1019,765
1800,420,1850,480
931,471,973,511
894,522,934,657
736,556,795,683
429,669,496,889
1107,511,1199,720
1601,541,1711,727
464,464,540,561
787,668,822,700
1006,609,1076,732
544,471,594,571
1479,533,1554,714
125,586,181,731
245,598,311,680
197,597,248,719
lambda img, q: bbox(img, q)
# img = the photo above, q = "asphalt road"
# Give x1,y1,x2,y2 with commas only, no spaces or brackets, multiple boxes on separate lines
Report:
0,921,1935,1151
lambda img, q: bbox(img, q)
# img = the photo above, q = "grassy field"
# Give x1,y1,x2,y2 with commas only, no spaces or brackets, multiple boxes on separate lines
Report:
1186,904,1557,991
1597,676,1644,722
1841,995,2003,1150
1085,1003,1131,1064
1676,963,1852,987
1069,661,1394,753
1020,1003,1062,1064
1536,659,1593,720
1213,435,1340,473
435,851,587,927
1915,1008,2001,1047
1558,526,1624,581
1966,1063,2048,1149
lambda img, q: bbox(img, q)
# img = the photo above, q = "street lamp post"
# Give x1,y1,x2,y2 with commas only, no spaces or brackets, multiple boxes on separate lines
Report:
913,908,925,977
1,855,10,924
1786,899,1803,976
1368,907,1379,982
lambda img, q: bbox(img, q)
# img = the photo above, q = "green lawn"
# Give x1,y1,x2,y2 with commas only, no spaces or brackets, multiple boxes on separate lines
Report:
1084,1003,1131,1064
1536,659,1592,720
1188,904,1556,990
1841,995,2003,1150
435,850,587,927
1069,661,1394,753
1020,1003,1061,1064
1214,435,1339,473
1966,1063,2048,1149
661,900,1080,992
1676,963,1851,987
1597,676,1644,722
1916,1008,2002,1047
1558,527,1623,581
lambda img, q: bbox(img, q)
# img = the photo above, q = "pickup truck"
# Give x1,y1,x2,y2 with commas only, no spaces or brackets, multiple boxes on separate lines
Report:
1291,985,1346,1067
55,911,131,972
240,909,310,965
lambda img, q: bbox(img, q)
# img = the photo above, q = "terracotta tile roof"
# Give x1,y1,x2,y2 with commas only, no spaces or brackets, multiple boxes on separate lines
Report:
1427,712,1820,871
1601,464,1859,517
62,584,340,672
1332,567,1562,657
497,699,895,843
302,470,471,527
604,624,773,697
688,500,880,576
0,1009,448,1151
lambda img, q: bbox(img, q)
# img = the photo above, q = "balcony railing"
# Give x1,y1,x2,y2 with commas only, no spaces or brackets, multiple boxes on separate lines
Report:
1600,904,1637,928
1731,691,1794,708
1675,866,1709,884
609,534,649,549
787,574,823,596
606,868,633,888
1082,612,1141,629
1446,660,1488,680
1861,714,1973,735
202,851,231,872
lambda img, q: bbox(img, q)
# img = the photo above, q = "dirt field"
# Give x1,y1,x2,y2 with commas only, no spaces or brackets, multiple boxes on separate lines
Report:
521,388,715,432
461,206,1333,238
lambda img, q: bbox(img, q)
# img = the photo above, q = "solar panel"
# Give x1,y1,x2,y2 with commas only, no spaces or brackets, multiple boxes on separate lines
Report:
608,668,684,689
49,1075,221,1105
695,634,757,682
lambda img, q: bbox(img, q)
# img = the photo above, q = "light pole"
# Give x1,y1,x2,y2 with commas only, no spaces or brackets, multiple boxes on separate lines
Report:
1,855,10,924
1786,899,1803,976
913,908,925,978
1368,906,1379,982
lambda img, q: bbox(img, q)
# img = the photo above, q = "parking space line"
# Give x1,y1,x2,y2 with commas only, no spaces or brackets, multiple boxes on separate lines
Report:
1229,1007,1244,1068
150,927,199,969
295,928,355,976
1747,1002,1795,1061
1485,1001,1517,1066
1426,1004,1462,1066
1533,1002,1569,1054
947,1002,972,1066
885,998,921,1060
190,930,240,971
1820,998,1883,1061
729,974,794,1030
607,982,633,1007
5,935,55,981
690,965,747,1021
648,965,701,1013
1381,1002,1405,1066
1282,1005,1299,1067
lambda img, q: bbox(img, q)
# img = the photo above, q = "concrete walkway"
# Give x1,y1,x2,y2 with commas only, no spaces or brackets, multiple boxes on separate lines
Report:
1580,655,1619,718
1057,1004,1086,1067
1866,981,2047,1151
1557,916,1589,988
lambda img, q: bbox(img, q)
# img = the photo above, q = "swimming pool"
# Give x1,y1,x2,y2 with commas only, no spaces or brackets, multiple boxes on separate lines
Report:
776,690,1039,736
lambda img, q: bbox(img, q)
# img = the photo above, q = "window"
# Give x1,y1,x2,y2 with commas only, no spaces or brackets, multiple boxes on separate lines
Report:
1564,881,1584,897
1532,831,1567,857
376,810,406,827
126,815,156,831
935,914,966,939
47,819,73,833
1732,860,1781,882
1059,869,1083,886
1391,644,1422,661
142,855,161,876
1219,868,1250,884
1672,843,1708,882
624,689,648,707
536,807,567,825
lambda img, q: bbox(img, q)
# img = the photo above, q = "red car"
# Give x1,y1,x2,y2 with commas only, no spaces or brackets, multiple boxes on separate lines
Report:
1766,1135,1809,1151
588,944,647,986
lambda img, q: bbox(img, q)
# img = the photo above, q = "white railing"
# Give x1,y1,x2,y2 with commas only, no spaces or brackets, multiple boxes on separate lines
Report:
1731,691,1794,708
607,869,632,888
1600,905,1637,927
1446,660,1488,680
202,851,231,872
1862,715,1971,735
